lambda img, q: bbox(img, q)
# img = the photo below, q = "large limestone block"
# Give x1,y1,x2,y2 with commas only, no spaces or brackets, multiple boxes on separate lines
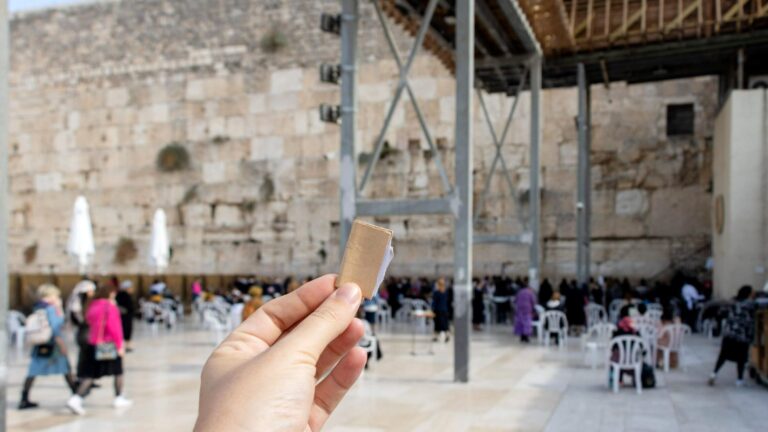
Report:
648,186,710,237
106,88,130,108
409,78,438,100
268,92,299,112
203,162,227,184
34,172,62,192
359,83,390,103
270,68,304,94
181,204,211,228
138,104,169,124
615,189,648,216
249,94,266,114
250,136,284,161
213,204,242,227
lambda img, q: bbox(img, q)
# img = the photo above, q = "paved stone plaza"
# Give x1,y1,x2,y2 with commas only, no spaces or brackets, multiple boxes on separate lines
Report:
7,319,768,432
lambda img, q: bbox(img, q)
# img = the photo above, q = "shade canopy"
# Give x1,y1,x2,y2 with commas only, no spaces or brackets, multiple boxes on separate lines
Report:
149,208,170,272
66,195,95,273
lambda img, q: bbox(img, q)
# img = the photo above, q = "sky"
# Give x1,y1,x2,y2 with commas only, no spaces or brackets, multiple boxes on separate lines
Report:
9,0,90,12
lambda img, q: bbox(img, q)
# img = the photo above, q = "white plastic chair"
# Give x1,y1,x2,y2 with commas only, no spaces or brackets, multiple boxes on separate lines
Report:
582,322,616,369
359,321,379,367
636,322,659,366
647,303,663,313
646,309,663,325
140,300,162,335
584,303,607,330
658,324,691,372
229,303,244,329
375,299,392,327
7,310,26,353
532,305,545,344
202,308,229,344
395,299,414,323
608,299,625,324
542,310,568,348
609,336,645,394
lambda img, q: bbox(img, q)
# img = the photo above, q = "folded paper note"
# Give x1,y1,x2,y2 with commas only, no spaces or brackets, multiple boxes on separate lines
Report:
336,220,394,299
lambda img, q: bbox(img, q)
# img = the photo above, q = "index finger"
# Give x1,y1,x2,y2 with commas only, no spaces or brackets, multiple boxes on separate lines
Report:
227,274,337,351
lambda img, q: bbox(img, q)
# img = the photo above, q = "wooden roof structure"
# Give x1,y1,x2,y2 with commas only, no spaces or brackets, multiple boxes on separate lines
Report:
382,0,768,91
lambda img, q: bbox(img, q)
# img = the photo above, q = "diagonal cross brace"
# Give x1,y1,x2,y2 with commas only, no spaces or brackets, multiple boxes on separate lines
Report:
474,67,529,226
359,0,452,195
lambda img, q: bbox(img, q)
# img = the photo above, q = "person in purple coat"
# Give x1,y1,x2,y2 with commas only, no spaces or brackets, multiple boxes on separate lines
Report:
515,285,537,343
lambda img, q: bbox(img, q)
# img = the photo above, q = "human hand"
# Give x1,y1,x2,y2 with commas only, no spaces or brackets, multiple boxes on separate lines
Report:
118,346,126,357
194,274,366,432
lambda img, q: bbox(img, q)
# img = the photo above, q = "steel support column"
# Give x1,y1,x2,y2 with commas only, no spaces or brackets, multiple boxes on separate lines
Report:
0,1,9,428
453,0,474,383
528,56,542,290
576,63,591,286
339,0,358,255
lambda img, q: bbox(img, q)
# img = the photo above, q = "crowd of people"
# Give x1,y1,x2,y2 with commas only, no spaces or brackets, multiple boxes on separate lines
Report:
16,270,766,415
20,277,134,415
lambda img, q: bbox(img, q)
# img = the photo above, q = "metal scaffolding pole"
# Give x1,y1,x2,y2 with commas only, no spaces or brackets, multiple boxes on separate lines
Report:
339,0,358,255
453,0,474,383
528,56,542,290
576,63,591,285
0,0,9,428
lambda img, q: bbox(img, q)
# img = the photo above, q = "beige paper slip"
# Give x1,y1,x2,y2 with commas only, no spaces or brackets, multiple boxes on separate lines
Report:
336,220,394,299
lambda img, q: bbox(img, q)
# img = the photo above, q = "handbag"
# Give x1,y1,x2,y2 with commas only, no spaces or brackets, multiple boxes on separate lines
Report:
94,305,119,361
34,343,55,358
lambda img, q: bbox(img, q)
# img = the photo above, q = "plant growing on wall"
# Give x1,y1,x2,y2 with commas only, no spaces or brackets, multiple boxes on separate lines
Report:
240,200,257,213
259,174,275,202
114,237,138,264
23,243,37,264
156,142,191,172
211,135,230,145
260,27,288,53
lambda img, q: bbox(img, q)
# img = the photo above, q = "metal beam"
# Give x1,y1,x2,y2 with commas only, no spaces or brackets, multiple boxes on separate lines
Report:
497,0,543,56
474,71,527,226
359,0,439,193
370,0,452,194
356,198,453,217
528,55,542,290
545,29,768,69
576,63,591,286
453,0,474,384
475,54,534,69
339,0,358,256
0,0,9,428
474,233,531,244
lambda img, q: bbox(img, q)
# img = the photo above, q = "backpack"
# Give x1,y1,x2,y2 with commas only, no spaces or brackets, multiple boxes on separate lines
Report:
723,302,755,344
24,309,53,346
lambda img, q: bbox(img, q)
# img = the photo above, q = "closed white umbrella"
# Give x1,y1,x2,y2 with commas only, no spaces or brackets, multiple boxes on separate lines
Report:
149,209,170,272
67,196,95,273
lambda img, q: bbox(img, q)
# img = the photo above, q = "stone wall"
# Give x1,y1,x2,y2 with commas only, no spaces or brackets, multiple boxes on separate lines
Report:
8,0,716,280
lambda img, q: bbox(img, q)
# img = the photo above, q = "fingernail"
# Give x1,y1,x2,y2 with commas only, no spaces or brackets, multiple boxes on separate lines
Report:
335,283,361,304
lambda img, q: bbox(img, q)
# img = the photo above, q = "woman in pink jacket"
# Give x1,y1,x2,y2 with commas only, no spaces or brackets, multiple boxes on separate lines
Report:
67,284,132,415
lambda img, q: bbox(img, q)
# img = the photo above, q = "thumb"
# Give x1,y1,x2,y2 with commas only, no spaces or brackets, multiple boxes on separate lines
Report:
271,282,362,366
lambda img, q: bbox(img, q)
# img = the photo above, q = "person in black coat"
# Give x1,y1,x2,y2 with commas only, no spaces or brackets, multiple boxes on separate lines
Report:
115,281,136,352
432,278,450,342
472,278,485,330
538,278,553,307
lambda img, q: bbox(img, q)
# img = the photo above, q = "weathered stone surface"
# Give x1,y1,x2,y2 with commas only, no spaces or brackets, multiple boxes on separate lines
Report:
648,186,711,237
5,0,716,279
